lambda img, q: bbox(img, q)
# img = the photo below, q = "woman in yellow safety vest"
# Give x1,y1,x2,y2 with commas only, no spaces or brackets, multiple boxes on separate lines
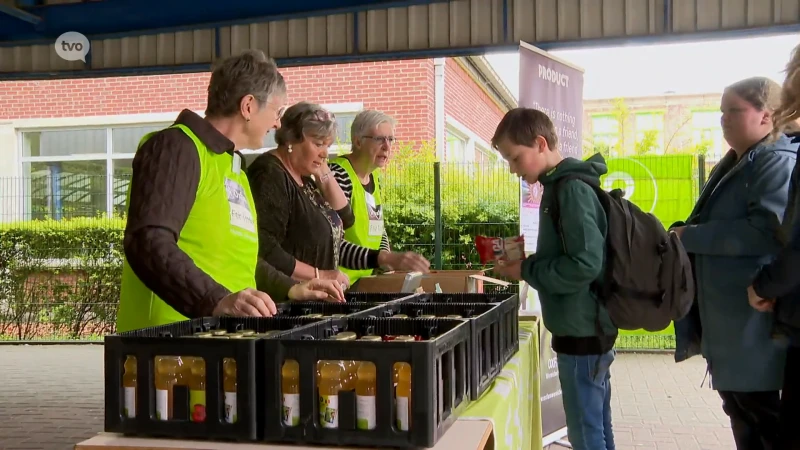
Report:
116,50,344,333
328,110,430,286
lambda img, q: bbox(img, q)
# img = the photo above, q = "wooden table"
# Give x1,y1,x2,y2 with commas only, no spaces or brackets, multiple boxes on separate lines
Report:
74,420,494,450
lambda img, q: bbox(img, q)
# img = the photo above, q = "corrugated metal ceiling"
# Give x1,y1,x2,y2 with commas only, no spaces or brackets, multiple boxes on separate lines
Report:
0,0,798,79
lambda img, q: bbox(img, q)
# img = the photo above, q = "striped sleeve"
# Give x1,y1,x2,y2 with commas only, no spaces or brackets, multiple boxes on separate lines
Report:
380,232,391,252
329,162,353,202
339,240,380,270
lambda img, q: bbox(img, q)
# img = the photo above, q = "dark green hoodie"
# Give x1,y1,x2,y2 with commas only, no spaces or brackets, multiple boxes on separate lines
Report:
521,154,617,342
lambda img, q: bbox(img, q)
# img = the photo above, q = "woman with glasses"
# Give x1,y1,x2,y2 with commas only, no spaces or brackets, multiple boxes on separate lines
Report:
247,103,427,290
328,110,430,287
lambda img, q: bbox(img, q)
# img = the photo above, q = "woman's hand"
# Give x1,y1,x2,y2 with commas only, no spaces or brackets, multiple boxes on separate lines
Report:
287,279,345,303
377,250,431,273
747,285,775,312
319,269,351,290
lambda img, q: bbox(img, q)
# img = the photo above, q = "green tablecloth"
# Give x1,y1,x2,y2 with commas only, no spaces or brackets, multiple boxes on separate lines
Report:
460,320,542,450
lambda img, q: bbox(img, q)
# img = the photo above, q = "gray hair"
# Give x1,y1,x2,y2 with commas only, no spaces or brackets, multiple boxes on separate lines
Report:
205,49,286,118
274,102,338,146
351,110,396,151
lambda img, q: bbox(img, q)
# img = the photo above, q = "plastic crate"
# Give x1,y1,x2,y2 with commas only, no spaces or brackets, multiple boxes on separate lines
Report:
262,317,472,448
412,293,520,366
104,316,333,442
275,301,384,318
349,302,504,400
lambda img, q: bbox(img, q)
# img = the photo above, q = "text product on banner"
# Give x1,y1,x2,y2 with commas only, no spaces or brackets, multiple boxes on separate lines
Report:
518,41,584,445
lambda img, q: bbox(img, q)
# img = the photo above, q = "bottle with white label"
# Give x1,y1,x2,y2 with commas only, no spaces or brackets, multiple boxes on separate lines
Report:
282,359,300,426
154,356,178,421
356,335,380,430
223,358,237,424
394,336,414,432
318,360,342,429
122,355,137,419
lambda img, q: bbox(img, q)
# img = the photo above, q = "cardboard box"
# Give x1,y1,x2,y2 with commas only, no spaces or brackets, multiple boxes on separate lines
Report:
352,270,511,294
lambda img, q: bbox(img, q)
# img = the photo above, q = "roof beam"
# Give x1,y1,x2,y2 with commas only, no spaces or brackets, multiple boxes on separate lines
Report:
1,0,436,41
0,3,41,26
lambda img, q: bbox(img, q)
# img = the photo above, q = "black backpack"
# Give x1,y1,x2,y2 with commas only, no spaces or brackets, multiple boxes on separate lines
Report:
550,174,695,332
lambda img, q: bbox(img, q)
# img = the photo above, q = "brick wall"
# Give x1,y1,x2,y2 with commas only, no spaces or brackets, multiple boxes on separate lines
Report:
0,59,436,144
443,58,506,146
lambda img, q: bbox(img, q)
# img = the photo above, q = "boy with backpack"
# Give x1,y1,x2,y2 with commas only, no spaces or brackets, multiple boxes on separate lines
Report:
492,108,694,450
492,108,618,450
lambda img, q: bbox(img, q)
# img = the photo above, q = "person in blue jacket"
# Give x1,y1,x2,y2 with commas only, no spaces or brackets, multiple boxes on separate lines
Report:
671,76,798,450
748,43,800,450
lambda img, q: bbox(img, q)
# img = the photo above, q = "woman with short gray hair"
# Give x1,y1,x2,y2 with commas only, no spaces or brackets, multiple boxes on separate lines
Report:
117,50,344,333
329,109,430,287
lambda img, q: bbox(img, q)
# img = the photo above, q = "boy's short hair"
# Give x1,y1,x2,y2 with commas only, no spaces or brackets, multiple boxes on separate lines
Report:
492,107,558,151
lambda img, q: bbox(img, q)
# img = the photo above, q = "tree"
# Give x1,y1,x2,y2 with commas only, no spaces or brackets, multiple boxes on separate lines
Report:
635,130,660,155
610,98,630,155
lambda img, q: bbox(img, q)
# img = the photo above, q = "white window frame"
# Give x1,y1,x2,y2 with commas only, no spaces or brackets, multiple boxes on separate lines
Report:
444,115,499,163
15,111,189,220
241,102,364,158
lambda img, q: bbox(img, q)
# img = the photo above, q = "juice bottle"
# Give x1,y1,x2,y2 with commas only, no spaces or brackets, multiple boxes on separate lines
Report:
223,358,237,424
281,359,300,427
188,358,206,423
154,356,178,420
122,355,137,419
334,332,357,391
394,336,414,431
356,335,380,430
318,360,342,429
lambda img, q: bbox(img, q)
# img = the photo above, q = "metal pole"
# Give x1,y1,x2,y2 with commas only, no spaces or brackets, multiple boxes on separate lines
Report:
433,162,442,270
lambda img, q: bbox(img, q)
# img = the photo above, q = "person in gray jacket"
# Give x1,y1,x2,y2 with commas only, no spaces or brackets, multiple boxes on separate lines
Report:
671,76,797,450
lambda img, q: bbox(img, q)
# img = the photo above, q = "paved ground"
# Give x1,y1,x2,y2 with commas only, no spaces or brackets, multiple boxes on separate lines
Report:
0,346,732,450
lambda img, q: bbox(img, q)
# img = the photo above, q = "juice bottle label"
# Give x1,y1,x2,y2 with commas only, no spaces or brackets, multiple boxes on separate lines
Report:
224,392,237,424
189,390,206,423
396,396,410,431
356,395,376,430
155,389,168,420
123,387,135,418
282,393,300,426
318,394,338,428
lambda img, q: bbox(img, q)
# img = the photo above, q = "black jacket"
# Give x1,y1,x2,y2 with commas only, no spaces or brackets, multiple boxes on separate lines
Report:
753,132,800,346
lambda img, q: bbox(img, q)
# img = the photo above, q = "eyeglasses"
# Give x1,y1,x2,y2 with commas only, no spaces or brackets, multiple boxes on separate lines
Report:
363,135,396,145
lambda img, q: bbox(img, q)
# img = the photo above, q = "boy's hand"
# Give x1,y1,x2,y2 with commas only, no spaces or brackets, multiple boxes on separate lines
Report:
494,260,523,281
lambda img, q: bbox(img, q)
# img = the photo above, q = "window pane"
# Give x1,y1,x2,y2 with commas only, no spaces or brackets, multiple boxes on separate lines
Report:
592,116,618,134
113,159,133,217
23,129,107,158
112,124,171,154
24,160,108,220
636,113,664,131
692,111,721,129
335,113,357,145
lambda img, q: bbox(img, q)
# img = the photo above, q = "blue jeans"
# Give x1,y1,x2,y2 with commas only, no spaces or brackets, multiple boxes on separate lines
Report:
557,350,616,450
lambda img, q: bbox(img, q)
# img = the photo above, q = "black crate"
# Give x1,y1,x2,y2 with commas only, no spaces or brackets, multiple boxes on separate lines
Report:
275,301,384,317
104,316,334,442
262,317,471,448
349,302,504,400
412,293,520,366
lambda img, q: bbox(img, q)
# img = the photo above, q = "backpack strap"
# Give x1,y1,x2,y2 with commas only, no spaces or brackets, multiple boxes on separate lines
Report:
548,174,610,340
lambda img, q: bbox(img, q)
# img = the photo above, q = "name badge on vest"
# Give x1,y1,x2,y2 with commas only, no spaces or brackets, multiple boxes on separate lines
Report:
365,191,384,237
225,178,255,233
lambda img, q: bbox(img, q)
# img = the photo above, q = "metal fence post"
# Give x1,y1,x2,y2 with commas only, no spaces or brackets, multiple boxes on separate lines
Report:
697,154,706,193
433,162,442,270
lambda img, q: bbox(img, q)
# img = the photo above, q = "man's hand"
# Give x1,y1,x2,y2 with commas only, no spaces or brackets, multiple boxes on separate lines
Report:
671,226,686,239
319,269,351,290
288,279,346,303
378,250,431,273
747,285,775,312
212,288,278,317
494,259,523,281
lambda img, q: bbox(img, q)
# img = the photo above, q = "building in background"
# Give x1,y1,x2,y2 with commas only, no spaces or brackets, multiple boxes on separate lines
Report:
0,56,515,223
583,93,728,162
